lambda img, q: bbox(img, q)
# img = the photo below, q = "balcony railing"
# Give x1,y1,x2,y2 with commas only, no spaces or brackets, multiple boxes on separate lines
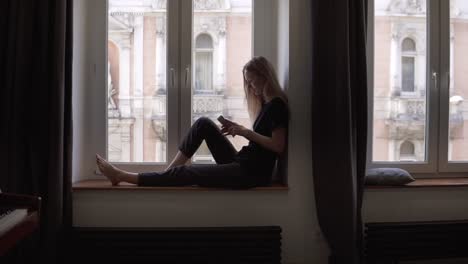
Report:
384,96,465,139
389,97,425,121
193,94,224,115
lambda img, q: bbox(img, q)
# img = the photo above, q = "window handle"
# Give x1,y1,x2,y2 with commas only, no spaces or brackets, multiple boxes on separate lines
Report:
170,68,175,89
185,66,190,89
432,71,438,89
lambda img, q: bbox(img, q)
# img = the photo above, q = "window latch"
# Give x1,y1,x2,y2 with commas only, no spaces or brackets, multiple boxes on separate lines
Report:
185,66,190,89
432,71,438,89
170,68,175,89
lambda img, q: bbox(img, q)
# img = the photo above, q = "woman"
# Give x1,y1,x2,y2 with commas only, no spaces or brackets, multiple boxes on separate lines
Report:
96,56,289,189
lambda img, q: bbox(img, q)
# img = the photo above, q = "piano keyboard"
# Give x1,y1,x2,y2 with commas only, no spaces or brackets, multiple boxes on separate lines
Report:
0,208,28,236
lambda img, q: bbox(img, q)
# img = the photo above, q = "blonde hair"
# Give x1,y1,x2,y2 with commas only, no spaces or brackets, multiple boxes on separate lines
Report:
243,56,288,121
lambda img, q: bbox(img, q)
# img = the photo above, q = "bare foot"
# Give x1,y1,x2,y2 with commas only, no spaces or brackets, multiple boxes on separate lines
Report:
96,154,123,186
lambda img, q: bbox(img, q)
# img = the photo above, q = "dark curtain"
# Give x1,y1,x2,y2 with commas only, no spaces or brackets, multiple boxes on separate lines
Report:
0,0,73,263
310,0,368,263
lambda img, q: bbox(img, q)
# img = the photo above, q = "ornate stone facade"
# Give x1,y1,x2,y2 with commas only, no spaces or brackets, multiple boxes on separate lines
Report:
107,0,252,162
387,0,424,14
375,0,468,161
194,0,228,10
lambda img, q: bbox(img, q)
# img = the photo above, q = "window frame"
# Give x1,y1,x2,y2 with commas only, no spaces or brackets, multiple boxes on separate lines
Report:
102,0,276,173
368,0,468,178
367,0,442,176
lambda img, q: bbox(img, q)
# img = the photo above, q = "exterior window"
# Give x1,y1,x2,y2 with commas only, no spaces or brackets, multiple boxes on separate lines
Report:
370,0,468,176
107,0,253,166
399,140,415,161
195,34,214,93
372,0,427,164
401,38,416,92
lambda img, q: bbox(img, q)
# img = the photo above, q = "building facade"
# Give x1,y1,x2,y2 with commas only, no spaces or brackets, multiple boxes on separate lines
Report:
374,0,468,162
107,0,252,162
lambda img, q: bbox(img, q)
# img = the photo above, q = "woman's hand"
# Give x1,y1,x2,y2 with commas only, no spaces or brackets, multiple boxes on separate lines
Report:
221,121,286,154
221,123,250,138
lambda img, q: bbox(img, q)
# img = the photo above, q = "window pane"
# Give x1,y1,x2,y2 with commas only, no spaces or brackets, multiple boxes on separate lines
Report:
400,140,416,161
402,57,415,92
448,0,468,161
195,52,213,91
191,0,252,162
373,0,427,162
108,0,167,162
402,38,416,52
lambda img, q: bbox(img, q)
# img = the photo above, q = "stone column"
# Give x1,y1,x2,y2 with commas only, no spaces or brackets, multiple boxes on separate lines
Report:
155,16,167,93
216,31,226,93
390,32,400,93
214,17,226,93
389,140,396,162
120,44,133,161
133,15,144,162
119,40,131,117
154,17,167,162
450,29,454,93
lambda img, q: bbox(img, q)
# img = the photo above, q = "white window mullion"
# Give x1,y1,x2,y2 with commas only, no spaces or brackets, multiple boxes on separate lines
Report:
424,0,440,175
179,0,193,145
166,0,182,166
438,0,451,172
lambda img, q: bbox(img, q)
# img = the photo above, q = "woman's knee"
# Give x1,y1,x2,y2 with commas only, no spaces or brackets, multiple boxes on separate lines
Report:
194,117,217,131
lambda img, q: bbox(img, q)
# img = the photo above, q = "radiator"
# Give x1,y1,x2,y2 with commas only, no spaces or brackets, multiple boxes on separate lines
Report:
365,220,468,263
71,226,282,264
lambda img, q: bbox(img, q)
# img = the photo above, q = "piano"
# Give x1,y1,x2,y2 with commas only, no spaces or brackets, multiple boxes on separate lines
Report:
0,192,41,256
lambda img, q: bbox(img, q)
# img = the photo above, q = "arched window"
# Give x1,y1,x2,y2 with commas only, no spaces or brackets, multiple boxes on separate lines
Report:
195,33,213,93
401,38,416,92
400,140,415,160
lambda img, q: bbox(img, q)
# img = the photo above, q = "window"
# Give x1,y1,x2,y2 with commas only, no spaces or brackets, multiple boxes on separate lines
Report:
399,140,416,161
108,0,169,163
401,38,416,92
369,0,468,176
105,0,262,169
194,34,214,92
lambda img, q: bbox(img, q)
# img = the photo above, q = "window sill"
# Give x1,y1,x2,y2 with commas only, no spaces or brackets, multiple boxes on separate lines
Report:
73,180,289,191
365,178,468,189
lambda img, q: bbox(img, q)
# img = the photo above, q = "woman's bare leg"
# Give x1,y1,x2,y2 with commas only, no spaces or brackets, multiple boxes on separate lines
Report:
165,151,189,171
96,154,139,185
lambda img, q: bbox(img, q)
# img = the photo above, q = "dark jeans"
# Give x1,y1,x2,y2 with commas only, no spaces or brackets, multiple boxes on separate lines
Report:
138,117,255,188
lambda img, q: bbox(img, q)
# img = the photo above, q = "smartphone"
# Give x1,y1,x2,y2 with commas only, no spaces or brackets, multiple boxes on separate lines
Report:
217,115,233,126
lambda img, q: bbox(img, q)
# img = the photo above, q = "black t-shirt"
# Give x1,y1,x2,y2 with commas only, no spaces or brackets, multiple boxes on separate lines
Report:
235,97,289,181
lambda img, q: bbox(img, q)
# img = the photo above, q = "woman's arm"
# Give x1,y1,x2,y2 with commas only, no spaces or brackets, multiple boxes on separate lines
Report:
222,124,287,154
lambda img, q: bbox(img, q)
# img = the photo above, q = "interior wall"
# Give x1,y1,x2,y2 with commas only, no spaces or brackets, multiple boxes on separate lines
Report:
72,0,327,263
72,0,108,183
364,188,468,264
253,0,278,68
72,0,90,183
364,188,468,223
